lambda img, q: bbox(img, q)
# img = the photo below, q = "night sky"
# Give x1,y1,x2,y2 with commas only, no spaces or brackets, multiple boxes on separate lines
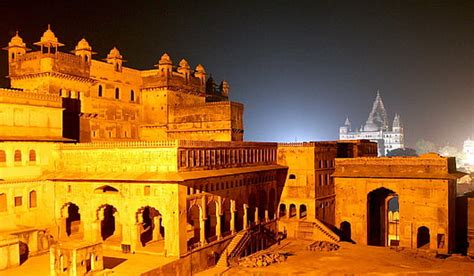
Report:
0,1,472,147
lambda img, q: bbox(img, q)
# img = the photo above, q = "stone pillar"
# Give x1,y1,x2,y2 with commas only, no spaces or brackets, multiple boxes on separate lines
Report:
265,210,269,222
230,200,236,234
216,198,222,239
243,204,248,230
153,215,162,240
199,215,206,245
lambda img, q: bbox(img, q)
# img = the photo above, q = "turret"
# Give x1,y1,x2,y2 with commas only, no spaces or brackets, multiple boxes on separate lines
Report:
339,117,351,134
392,113,402,132
33,25,64,54
220,80,230,97
194,64,206,85
106,47,124,72
3,31,29,65
157,53,172,77
72,38,95,64
177,58,191,80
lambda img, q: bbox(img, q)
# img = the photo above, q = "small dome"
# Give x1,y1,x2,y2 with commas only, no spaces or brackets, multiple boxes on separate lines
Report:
195,64,206,73
179,59,190,69
40,25,58,44
9,31,25,46
159,53,172,65
107,47,122,59
75,38,91,51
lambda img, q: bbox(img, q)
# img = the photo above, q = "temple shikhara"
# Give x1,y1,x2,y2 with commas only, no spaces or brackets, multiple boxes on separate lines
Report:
339,92,404,156
0,27,471,275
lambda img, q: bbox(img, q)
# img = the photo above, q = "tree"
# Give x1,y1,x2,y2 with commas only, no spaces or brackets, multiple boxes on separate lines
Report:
386,148,418,157
415,139,437,154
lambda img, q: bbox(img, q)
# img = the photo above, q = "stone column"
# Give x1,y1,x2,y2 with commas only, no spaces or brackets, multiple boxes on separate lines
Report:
199,215,206,246
243,204,248,229
265,210,269,222
216,198,222,239
153,215,162,240
230,200,236,234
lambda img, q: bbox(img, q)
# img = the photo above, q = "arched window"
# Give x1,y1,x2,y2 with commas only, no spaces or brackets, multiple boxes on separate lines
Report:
130,90,135,102
11,52,15,60
115,87,120,99
289,174,296,179
14,150,22,163
98,85,103,97
85,55,89,62
0,150,6,164
29,150,36,163
29,190,37,208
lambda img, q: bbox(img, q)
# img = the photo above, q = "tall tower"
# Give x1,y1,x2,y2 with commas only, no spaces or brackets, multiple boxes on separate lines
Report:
364,91,389,131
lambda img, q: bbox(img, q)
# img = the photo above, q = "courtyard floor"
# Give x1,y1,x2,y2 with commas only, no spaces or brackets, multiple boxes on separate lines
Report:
2,248,176,276
218,239,474,275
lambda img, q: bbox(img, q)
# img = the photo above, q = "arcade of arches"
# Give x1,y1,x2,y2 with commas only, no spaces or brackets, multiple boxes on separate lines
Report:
52,169,283,257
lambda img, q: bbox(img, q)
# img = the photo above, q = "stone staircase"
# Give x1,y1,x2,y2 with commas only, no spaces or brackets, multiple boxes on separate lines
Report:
215,231,249,268
297,219,340,243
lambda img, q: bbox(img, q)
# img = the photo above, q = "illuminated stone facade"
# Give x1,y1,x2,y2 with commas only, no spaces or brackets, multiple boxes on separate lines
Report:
3,27,243,143
333,153,460,254
339,92,404,156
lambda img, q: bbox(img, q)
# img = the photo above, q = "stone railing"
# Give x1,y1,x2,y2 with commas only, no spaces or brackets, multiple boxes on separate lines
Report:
0,89,61,103
59,140,179,150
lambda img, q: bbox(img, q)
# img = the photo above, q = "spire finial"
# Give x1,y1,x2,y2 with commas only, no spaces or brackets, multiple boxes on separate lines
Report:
47,24,51,30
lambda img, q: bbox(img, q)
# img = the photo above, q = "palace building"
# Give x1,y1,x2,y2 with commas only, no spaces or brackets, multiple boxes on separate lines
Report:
0,27,467,275
339,92,404,156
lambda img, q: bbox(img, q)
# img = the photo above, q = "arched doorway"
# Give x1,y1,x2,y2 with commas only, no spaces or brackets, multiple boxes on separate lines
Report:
417,226,430,249
289,204,296,218
367,187,397,246
279,204,287,218
100,205,117,241
235,203,244,231
258,190,267,221
205,201,218,242
187,205,201,249
221,199,231,236
65,203,81,237
248,193,257,226
300,204,307,218
340,221,352,242
137,206,164,247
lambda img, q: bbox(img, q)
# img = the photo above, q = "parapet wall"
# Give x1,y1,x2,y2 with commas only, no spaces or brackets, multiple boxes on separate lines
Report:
334,155,459,179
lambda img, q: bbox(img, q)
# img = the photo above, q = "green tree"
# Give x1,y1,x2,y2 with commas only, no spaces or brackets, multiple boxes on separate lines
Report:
387,148,418,157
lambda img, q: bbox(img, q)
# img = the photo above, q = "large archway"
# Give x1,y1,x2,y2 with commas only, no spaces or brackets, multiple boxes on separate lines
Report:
221,199,231,236
137,206,164,247
248,193,257,226
340,221,352,242
100,205,117,241
205,201,218,242
367,187,397,246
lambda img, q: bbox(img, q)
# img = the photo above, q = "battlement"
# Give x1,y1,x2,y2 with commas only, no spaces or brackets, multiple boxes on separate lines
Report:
0,88,62,107
278,141,337,147
334,154,462,179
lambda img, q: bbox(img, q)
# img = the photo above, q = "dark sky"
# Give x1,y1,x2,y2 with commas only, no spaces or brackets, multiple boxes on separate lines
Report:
0,1,472,148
